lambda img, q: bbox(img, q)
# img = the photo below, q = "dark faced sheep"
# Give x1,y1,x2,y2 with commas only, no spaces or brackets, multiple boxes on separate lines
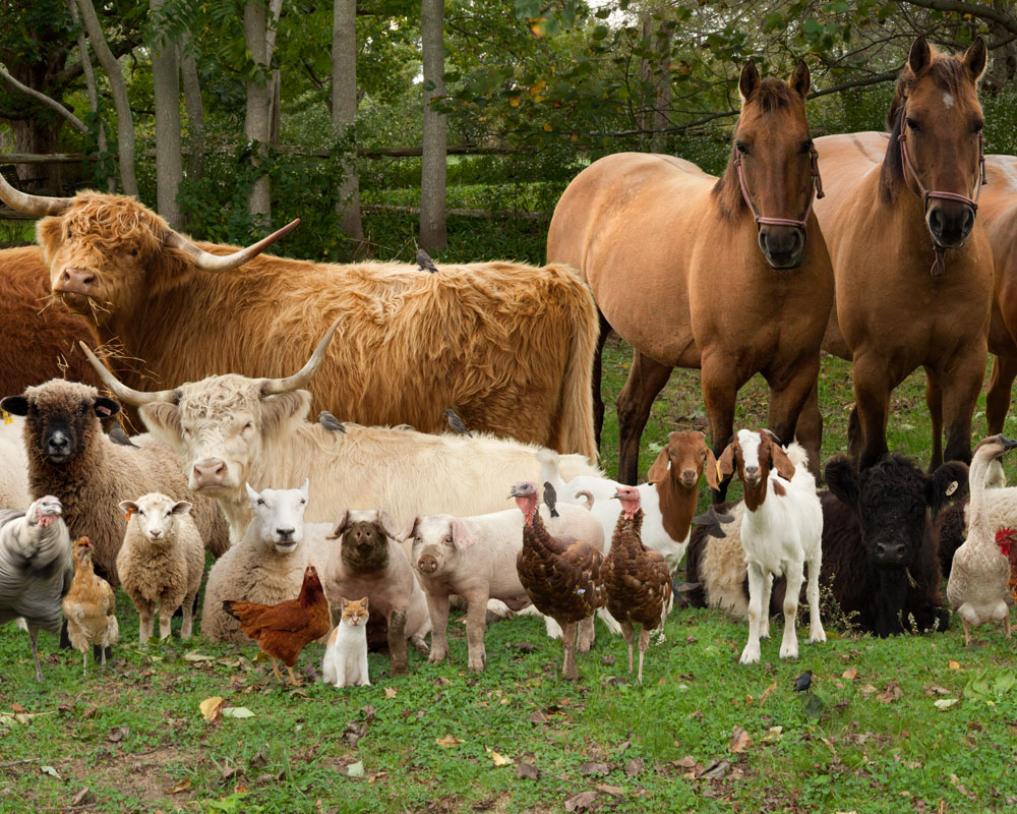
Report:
0,380,229,586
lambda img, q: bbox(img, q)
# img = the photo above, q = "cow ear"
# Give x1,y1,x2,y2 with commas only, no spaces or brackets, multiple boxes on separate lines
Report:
260,391,311,438
139,403,182,448
451,518,477,549
824,456,859,507
0,395,28,416
93,397,121,418
328,510,350,540
704,447,720,491
646,447,670,485
36,217,63,263
770,443,796,481
928,461,969,514
171,501,193,516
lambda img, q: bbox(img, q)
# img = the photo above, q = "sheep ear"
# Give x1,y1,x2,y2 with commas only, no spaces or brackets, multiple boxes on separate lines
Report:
118,500,138,516
300,478,310,499
451,518,477,549
0,395,28,416
705,447,720,491
717,442,736,478
928,461,969,514
646,447,670,485
171,501,193,516
770,443,796,481
93,397,121,418
824,457,859,507
328,510,350,540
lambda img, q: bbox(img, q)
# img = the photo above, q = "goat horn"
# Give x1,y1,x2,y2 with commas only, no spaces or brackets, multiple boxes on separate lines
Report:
260,319,341,396
164,218,300,271
0,171,73,216
78,342,180,405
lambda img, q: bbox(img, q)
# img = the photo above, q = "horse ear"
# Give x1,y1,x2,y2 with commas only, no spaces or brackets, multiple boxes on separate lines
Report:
769,443,796,481
717,442,737,479
963,37,987,82
705,447,720,491
739,61,761,102
825,457,859,507
789,60,810,98
908,35,931,76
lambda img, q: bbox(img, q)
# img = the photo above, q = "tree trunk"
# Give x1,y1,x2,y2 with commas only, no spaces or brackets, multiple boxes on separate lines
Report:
243,0,276,225
638,12,652,149
984,1,1017,94
150,0,183,227
77,0,138,195
66,0,113,190
651,23,671,154
332,0,365,250
180,39,205,183
420,0,447,252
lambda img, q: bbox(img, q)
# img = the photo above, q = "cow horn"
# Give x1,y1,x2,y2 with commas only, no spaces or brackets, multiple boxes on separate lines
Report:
165,218,300,271
260,319,341,396
0,171,73,216
77,342,180,405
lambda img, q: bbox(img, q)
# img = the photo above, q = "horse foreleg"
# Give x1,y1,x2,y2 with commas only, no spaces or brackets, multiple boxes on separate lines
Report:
701,353,740,503
852,353,893,470
924,366,944,470
617,351,673,485
940,346,987,466
592,310,613,449
986,353,1017,436
765,354,821,475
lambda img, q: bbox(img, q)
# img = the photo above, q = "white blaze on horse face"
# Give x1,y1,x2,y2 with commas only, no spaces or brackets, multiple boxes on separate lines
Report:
737,429,763,481
942,93,955,109
245,484,309,550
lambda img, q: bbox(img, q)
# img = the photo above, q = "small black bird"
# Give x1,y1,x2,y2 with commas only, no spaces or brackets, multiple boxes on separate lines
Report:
416,248,439,273
793,670,813,692
542,481,560,519
443,408,471,436
109,425,138,448
318,410,346,433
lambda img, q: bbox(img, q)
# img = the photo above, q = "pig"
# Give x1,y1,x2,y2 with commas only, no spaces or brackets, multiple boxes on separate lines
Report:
405,501,605,671
323,510,430,675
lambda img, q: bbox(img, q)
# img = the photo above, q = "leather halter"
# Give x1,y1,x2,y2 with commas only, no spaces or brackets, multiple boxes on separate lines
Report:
897,120,986,277
733,146,825,232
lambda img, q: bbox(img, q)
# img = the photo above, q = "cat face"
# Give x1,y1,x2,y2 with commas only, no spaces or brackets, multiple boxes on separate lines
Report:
340,596,370,626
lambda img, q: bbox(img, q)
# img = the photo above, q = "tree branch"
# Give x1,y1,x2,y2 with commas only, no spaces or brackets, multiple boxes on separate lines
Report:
0,64,88,132
903,0,1017,36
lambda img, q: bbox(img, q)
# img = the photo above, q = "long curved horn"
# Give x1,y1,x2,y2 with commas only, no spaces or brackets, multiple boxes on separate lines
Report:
165,218,300,271
260,319,341,396
78,342,180,405
0,171,73,216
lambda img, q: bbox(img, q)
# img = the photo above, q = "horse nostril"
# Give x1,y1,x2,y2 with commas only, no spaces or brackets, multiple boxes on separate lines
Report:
928,208,943,236
962,208,975,236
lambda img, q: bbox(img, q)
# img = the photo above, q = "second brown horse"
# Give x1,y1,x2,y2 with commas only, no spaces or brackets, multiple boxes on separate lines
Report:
548,62,832,491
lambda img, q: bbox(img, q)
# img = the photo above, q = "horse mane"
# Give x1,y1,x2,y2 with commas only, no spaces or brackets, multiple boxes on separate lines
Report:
880,50,970,203
713,78,795,221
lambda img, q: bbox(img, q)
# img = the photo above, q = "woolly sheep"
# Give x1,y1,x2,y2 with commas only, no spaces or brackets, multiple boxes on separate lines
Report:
117,493,205,642
0,415,30,510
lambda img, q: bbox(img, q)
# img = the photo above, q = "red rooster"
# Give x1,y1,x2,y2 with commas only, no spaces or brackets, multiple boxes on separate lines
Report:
996,527,1017,606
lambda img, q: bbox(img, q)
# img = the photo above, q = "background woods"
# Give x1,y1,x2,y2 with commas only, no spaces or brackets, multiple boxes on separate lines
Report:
2,0,1017,262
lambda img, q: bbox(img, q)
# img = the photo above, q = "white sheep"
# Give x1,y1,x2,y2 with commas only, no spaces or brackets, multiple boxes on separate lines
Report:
201,481,331,643
0,415,30,510
117,493,205,643
717,431,825,665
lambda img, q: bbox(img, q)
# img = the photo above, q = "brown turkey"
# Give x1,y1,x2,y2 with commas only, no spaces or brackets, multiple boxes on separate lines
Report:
512,481,605,680
602,486,672,684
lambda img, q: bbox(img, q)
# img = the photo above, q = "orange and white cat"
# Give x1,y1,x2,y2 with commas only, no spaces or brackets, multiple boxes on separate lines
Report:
322,596,371,687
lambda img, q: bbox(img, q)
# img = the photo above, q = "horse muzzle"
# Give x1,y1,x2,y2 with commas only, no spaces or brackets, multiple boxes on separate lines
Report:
927,201,975,250
758,225,805,270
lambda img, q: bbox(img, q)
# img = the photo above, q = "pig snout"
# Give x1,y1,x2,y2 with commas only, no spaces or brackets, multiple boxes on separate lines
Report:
416,551,441,575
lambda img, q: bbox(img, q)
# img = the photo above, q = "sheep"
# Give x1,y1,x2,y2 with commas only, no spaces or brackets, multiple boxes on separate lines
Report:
685,503,752,619
716,430,824,665
116,493,205,643
0,380,229,586
540,431,719,575
201,481,331,643
0,415,30,510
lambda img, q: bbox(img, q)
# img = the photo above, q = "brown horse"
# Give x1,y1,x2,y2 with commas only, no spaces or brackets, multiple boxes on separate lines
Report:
548,61,832,491
805,37,993,470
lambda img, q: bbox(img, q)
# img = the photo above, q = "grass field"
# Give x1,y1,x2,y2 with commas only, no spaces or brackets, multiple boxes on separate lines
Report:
1,340,1016,814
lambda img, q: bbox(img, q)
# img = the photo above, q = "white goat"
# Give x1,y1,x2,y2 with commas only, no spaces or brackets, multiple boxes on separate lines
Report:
717,430,825,665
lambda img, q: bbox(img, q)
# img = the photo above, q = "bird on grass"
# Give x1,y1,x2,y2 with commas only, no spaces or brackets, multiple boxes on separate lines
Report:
416,248,439,273
319,410,346,433
793,670,813,692
444,408,471,436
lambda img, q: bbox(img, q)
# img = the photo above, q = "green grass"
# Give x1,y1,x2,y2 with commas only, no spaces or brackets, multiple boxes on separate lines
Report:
2,340,1016,814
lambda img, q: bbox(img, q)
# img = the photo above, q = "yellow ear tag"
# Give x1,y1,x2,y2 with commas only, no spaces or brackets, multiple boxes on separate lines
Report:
716,460,724,483
1,410,11,425
124,507,135,523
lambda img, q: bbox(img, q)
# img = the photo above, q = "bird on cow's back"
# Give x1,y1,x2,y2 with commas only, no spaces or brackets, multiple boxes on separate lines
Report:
416,249,439,273
444,408,471,437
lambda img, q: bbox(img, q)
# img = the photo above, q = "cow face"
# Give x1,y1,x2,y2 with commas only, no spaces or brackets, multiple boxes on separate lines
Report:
139,376,311,497
1,381,120,466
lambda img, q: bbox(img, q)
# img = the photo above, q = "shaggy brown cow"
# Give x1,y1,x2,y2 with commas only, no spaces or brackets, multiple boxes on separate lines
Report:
0,183,598,459
0,246,102,394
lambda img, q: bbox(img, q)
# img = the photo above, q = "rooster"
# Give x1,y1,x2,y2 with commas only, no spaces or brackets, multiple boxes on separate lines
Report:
63,537,119,675
511,481,605,680
223,565,331,686
996,527,1017,606
602,486,672,684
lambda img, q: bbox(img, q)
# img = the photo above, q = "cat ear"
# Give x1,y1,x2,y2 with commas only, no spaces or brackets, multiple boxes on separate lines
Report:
340,597,349,609
359,596,369,609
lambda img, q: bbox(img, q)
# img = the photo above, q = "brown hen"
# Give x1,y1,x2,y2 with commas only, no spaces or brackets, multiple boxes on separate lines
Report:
223,565,331,686
602,487,672,684
512,481,605,680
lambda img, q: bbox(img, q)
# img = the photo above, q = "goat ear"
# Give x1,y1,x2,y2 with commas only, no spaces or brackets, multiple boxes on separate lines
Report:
704,447,720,491
717,442,736,479
646,447,670,485
328,510,350,540
451,518,478,549
770,443,796,481
824,456,859,506
927,461,969,514
0,395,28,416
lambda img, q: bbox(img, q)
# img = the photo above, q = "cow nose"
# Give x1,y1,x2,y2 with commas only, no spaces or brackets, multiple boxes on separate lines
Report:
875,541,907,562
46,431,69,455
276,528,295,542
192,459,227,487
56,267,97,294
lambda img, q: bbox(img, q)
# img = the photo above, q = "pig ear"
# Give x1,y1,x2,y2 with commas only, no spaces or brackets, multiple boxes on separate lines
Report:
451,518,477,549
379,511,404,541
705,447,720,491
328,510,350,540
395,516,420,542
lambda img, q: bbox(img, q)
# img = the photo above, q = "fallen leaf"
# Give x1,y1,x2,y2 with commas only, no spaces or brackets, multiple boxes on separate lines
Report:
579,761,611,776
729,725,752,753
948,660,961,670
10,703,26,714
488,750,513,767
199,696,225,722
761,726,783,743
436,734,462,748
384,688,398,699
876,681,903,704
596,783,625,798
934,698,960,710
758,681,778,703
221,764,237,781
673,756,697,769
624,758,644,777
71,787,93,805
345,761,365,778
222,707,254,719
516,762,540,780
698,760,731,781
40,765,60,779
842,667,858,681
564,790,599,812
860,684,878,696
171,779,192,794
107,725,129,743
184,651,216,663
